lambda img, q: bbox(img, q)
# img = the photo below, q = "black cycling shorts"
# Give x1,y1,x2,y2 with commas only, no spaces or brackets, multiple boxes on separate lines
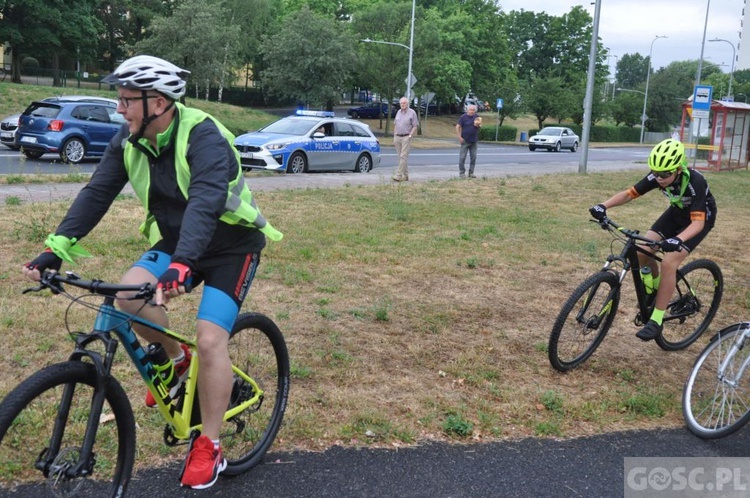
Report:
651,207,715,253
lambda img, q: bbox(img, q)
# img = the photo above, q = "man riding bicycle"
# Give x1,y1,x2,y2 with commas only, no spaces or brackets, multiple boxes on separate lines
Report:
589,138,717,341
21,55,282,490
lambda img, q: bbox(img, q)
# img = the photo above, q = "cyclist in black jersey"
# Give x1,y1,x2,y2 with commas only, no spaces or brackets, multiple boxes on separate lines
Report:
589,138,716,341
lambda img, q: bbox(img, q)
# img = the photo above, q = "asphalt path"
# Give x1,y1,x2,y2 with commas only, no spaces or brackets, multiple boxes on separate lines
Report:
7,147,745,498
6,428,750,497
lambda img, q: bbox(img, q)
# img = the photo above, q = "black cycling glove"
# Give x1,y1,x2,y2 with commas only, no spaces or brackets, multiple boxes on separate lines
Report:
589,204,607,221
660,237,683,253
25,249,62,274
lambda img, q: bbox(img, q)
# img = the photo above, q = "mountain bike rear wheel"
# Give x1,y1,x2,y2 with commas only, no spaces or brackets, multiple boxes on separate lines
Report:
683,323,750,439
0,361,135,497
221,312,290,475
656,259,723,351
549,271,620,372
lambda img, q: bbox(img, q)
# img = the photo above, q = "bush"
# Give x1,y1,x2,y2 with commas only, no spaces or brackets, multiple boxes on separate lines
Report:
529,124,642,143
478,125,517,142
21,57,39,68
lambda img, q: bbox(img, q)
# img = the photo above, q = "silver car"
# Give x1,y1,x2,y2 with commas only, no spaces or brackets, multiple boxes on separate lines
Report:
528,126,579,152
1,114,20,150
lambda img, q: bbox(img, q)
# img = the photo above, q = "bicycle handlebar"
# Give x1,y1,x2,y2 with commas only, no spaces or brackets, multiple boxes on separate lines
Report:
24,271,156,301
592,216,661,249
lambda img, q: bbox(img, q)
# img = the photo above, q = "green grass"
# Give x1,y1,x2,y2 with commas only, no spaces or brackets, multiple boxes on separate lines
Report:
0,169,749,480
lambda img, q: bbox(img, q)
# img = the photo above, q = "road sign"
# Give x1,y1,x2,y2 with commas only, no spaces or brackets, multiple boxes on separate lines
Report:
405,73,417,88
496,98,504,110
692,85,712,119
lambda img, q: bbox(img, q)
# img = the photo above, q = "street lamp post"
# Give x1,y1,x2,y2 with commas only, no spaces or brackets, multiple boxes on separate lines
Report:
360,0,416,100
708,38,736,100
606,54,618,100
641,35,668,144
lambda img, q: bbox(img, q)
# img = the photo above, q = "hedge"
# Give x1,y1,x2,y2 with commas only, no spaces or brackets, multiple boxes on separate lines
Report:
478,125,517,142
526,124,642,143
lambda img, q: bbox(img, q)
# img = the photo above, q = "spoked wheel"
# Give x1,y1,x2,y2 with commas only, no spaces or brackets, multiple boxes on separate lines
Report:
549,271,620,372
656,259,723,351
0,362,135,497
221,312,290,475
683,322,750,439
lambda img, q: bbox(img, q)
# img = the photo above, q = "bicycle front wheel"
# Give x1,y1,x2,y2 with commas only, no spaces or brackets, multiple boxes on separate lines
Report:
683,323,750,439
549,271,620,372
656,259,723,351
221,312,290,476
0,361,135,497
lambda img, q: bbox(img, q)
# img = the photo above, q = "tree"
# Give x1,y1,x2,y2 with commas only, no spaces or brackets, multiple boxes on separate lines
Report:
610,92,642,127
525,76,569,129
134,0,242,101
351,2,420,133
97,0,169,73
645,60,722,132
616,53,649,90
0,0,101,85
260,6,355,109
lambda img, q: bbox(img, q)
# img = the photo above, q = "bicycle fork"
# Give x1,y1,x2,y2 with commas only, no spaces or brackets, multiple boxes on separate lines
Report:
717,327,750,388
37,333,119,481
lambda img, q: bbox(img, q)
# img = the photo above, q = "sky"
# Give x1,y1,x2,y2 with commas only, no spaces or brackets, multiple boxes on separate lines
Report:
497,0,746,77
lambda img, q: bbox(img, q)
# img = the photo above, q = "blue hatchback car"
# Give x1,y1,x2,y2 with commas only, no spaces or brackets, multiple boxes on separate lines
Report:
17,97,124,164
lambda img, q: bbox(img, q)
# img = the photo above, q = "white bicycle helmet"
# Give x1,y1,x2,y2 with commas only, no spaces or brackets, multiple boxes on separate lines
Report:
102,55,189,100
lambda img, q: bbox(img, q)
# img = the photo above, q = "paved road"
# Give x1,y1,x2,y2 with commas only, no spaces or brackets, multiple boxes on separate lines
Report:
0,157,645,205
8,156,737,498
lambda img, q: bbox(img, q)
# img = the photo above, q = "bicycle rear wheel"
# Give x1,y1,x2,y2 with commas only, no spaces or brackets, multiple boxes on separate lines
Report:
683,323,750,439
0,361,135,497
656,259,723,351
549,271,620,372
221,312,290,475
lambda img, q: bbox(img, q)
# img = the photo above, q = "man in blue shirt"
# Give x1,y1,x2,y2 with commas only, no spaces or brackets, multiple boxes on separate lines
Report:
456,104,481,178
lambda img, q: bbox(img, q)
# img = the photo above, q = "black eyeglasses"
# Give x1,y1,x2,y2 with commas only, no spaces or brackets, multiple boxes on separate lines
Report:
117,95,160,109
651,169,676,179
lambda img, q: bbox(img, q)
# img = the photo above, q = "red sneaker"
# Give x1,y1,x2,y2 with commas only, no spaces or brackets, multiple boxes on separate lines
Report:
179,434,227,489
145,343,192,408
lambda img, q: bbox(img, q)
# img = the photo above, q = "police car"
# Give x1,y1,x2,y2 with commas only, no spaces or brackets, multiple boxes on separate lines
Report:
234,110,381,174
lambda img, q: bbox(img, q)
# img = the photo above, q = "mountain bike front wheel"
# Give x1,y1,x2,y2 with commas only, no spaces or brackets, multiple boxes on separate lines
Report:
0,361,135,497
683,323,750,439
656,258,723,351
549,271,621,372
221,312,290,476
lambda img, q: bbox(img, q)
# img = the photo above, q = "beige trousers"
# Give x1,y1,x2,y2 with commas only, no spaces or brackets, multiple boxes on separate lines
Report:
393,135,411,179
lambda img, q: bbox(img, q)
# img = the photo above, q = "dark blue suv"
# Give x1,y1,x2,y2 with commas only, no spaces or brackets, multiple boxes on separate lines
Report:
17,97,124,164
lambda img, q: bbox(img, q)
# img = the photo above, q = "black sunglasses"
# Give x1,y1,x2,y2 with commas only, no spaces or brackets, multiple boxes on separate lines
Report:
651,169,676,179
117,95,160,109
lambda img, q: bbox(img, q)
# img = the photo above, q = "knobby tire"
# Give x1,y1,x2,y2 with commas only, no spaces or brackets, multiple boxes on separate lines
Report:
0,361,135,497
549,271,620,372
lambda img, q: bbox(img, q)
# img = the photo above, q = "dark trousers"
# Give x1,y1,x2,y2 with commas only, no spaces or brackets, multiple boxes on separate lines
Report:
458,141,477,175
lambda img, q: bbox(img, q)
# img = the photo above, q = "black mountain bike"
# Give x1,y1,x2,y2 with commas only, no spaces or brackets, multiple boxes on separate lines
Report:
548,217,723,372
0,271,290,497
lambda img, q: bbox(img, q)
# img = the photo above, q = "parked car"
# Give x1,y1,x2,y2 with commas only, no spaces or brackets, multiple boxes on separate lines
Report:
347,102,395,119
16,96,124,163
234,110,381,174
0,113,21,150
528,126,579,152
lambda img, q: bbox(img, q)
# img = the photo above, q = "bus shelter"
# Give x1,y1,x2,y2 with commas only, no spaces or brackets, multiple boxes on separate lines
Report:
679,99,750,171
